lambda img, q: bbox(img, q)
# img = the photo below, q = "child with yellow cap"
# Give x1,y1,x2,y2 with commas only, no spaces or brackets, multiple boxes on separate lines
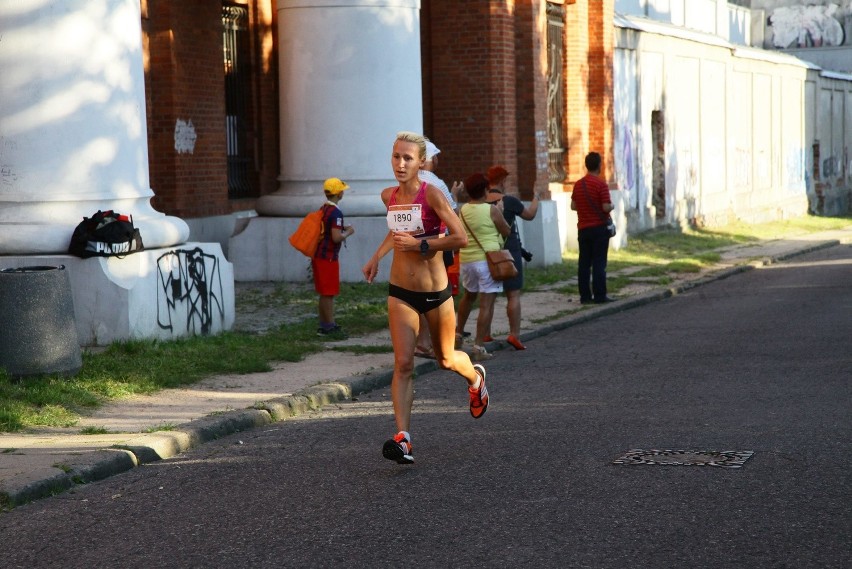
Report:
314,177,355,336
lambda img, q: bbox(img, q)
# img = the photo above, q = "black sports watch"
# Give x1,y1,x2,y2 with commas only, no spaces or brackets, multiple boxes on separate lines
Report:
420,239,430,256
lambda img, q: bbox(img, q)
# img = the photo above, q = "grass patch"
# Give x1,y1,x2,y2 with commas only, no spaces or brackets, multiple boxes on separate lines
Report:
143,423,177,433
627,266,670,278
329,345,394,355
663,260,705,273
0,282,389,433
79,426,111,435
714,216,852,240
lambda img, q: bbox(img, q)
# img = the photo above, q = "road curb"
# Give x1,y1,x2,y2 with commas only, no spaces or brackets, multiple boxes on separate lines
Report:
1,238,842,510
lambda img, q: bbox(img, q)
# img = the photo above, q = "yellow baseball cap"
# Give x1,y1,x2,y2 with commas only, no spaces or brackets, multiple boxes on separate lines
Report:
323,177,350,195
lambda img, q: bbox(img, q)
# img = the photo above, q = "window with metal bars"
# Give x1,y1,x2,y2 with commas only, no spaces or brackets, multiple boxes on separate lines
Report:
546,2,567,183
223,3,254,198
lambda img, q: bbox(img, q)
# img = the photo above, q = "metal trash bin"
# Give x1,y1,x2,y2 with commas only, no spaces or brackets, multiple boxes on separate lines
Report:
0,265,82,378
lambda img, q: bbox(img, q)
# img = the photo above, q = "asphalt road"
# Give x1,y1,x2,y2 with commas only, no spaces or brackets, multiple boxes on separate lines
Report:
1,245,850,568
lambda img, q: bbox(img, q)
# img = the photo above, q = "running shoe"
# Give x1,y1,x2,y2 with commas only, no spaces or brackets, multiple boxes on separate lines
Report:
506,334,526,350
469,364,489,419
382,431,413,464
482,335,494,342
471,344,492,360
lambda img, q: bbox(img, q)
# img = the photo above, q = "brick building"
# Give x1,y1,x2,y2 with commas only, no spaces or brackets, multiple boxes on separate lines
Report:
141,0,615,256
2,0,847,343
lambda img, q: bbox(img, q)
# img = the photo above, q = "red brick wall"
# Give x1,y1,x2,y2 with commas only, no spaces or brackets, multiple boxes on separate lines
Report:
244,1,279,204
564,0,614,186
423,0,605,198
513,1,549,199
422,1,518,188
142,0,610,217
143,0,279,219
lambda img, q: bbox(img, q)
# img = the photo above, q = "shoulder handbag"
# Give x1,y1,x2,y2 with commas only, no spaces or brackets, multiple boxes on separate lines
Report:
461,206,518,281
581,179,616,238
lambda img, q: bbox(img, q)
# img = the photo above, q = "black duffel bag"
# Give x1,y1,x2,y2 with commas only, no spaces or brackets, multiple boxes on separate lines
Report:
68,210,144,258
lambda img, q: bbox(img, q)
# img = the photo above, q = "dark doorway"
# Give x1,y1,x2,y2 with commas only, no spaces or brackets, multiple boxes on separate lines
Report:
546,2,566,182
223,3,255,198
651,110,665,219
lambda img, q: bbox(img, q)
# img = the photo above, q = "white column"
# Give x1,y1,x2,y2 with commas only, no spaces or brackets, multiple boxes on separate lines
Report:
257,0,423,216
0,0,189,255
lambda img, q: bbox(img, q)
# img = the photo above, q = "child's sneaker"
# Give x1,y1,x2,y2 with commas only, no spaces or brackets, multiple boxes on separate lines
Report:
382,431,413,464
469,364,489,419
317,325,348,339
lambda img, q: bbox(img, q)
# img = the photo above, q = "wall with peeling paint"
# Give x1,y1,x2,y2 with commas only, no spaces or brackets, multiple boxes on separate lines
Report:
614,12,852,233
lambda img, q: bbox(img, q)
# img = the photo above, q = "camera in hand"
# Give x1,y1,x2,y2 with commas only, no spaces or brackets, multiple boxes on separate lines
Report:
521,247,533,262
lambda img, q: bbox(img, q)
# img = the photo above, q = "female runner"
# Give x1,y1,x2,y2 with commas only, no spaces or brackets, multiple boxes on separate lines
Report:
362,131,489,465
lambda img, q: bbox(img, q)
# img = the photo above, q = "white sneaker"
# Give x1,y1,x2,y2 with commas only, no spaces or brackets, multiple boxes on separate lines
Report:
471,344,493,360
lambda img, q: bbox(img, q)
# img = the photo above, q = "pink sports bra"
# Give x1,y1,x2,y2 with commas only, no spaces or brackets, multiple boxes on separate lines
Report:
389,182,442,237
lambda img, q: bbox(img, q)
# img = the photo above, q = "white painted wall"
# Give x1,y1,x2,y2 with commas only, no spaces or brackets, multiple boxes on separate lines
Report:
613,14,852,233
257,0,423,218
0,0,190,255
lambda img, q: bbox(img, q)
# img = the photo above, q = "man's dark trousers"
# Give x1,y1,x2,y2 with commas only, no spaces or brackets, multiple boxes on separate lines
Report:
577,224,611,302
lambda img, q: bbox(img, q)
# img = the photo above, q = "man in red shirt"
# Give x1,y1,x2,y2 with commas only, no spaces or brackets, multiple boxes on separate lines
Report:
570,152,615,304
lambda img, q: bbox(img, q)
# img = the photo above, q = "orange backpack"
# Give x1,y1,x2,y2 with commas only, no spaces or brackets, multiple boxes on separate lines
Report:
288,207,325,257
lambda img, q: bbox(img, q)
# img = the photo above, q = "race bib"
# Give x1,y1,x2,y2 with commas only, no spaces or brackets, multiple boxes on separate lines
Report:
387,204,424,235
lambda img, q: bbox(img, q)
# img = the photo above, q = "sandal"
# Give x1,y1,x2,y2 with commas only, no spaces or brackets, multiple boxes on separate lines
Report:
414,346,436,360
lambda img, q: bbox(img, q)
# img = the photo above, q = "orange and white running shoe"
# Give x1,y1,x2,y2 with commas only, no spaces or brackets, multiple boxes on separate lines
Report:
382,431,413,464
469,364,489,419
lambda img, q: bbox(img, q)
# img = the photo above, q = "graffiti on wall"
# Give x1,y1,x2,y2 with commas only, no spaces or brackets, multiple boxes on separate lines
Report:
770,2,852,48
785,146,805,190
616,125,636,205
174,118,197,154
823,155,841,178
156,248,225,335
535,130,549,172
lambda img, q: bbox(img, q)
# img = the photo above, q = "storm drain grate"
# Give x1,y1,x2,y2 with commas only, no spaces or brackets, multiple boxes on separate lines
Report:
613,449,754,468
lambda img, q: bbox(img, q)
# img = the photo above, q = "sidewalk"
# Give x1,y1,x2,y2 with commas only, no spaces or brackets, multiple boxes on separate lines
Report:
1,227,849,509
